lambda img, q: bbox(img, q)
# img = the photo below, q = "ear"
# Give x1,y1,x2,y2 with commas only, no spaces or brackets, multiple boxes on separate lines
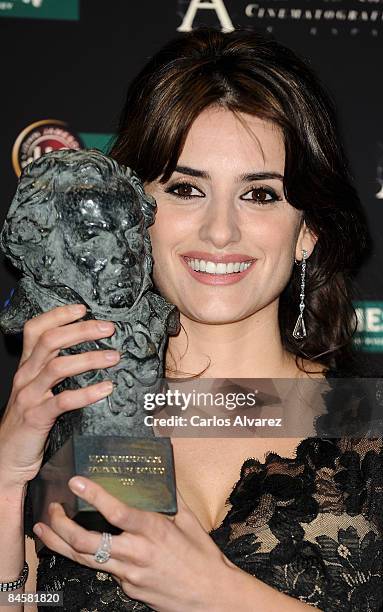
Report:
295,219,318,261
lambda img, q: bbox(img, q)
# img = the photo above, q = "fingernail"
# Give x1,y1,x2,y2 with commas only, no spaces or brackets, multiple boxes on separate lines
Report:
49,502,60,512
33,524,42,537
97,381,114,396
69,477,86,492
104,351,120,363
69,304,86,315
97,321,115,333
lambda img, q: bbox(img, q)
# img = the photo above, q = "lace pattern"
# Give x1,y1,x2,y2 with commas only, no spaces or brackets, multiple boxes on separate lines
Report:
210,436,383,612
33,436,383,612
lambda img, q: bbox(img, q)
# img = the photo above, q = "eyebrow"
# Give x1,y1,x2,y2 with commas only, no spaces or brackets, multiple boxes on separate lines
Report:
174,165,284,182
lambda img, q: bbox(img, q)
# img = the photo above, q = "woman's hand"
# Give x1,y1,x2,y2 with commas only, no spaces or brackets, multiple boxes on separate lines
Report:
0,305,119,488
33,477,235,612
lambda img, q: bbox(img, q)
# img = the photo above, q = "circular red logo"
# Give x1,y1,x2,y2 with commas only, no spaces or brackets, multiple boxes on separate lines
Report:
12,119,83,176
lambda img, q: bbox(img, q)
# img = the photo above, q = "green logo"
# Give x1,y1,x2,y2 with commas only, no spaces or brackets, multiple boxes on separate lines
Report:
354,301,383,352
80,133,114,154
0,0,79,21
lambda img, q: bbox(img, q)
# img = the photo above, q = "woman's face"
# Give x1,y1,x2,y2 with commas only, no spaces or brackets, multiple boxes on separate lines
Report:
145,107,316,324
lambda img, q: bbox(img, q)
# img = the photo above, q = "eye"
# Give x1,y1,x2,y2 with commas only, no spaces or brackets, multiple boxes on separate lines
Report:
241,186,281,205
165,182,205,200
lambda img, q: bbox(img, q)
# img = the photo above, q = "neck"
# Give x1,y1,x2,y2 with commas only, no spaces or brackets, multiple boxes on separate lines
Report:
165,301,302,379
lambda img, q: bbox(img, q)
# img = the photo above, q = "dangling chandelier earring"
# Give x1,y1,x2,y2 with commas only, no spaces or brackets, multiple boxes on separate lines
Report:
292,249,308,340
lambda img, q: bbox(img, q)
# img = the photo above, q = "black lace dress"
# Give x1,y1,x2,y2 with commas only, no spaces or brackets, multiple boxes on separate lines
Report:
26,370,383,612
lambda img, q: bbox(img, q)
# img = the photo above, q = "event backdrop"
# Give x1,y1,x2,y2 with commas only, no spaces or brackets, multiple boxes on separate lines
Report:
1,0,383,405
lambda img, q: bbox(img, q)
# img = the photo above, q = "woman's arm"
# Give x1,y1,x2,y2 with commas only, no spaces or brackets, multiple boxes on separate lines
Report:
0,483,39,612
0,304,117,610
25,536,38,611
0,481,27,612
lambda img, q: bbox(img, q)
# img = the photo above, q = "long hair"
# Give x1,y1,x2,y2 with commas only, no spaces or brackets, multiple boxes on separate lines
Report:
110,28,371,376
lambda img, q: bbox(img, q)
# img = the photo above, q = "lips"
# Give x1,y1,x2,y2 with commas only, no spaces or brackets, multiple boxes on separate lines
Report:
180,254,256,286
181,251,254,264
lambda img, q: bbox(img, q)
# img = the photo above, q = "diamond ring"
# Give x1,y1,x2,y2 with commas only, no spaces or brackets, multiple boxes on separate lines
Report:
94,532,112,564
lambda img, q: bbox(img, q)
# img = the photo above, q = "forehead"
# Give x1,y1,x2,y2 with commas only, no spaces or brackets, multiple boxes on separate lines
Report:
179,107,285,173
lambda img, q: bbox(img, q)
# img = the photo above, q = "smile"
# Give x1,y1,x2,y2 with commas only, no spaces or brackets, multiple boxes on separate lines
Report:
181,255,256,286
184,257,253,275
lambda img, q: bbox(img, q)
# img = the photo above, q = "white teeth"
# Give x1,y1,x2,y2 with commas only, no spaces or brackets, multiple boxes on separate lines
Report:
185,258,253,275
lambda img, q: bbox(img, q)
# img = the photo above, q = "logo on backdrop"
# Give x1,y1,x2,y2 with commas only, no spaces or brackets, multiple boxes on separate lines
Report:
12,119,83,177
0,0,79,21
177,0,382,37
354,301,383,353
177,0,234,32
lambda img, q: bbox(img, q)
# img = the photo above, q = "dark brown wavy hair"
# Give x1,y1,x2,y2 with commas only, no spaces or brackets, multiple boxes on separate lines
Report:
110,27,371,376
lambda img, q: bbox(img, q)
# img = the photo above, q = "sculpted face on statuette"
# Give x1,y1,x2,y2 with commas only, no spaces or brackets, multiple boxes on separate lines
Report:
1,148,154,313
56,175,144,310
0,149,180,449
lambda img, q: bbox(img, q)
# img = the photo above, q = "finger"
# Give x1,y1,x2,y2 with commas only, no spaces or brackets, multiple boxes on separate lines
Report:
25,349,120,397
31,381,115,426
33,515,125,579
40,503,147,564
68,477,159,534
29,318,116,368
20,304,88,364
19,318,116,385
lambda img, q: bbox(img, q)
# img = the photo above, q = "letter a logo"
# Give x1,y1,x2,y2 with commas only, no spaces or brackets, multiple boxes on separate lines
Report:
177,0,234,33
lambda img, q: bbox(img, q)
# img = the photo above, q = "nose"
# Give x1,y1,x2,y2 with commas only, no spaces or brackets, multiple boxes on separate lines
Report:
198,196,241,249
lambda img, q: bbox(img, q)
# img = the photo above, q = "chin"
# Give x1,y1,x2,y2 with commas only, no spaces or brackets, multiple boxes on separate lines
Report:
181,306,251,325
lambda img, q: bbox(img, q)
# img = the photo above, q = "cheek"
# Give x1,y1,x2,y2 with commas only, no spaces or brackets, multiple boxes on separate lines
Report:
148,214,190,304
264,221,299,277
148,208,185,260
250,214,298,253
252,218,299,284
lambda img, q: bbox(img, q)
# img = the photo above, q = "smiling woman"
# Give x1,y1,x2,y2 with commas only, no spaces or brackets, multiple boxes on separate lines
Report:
111,27,369,379
145,109,308,333
0,26,382,612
